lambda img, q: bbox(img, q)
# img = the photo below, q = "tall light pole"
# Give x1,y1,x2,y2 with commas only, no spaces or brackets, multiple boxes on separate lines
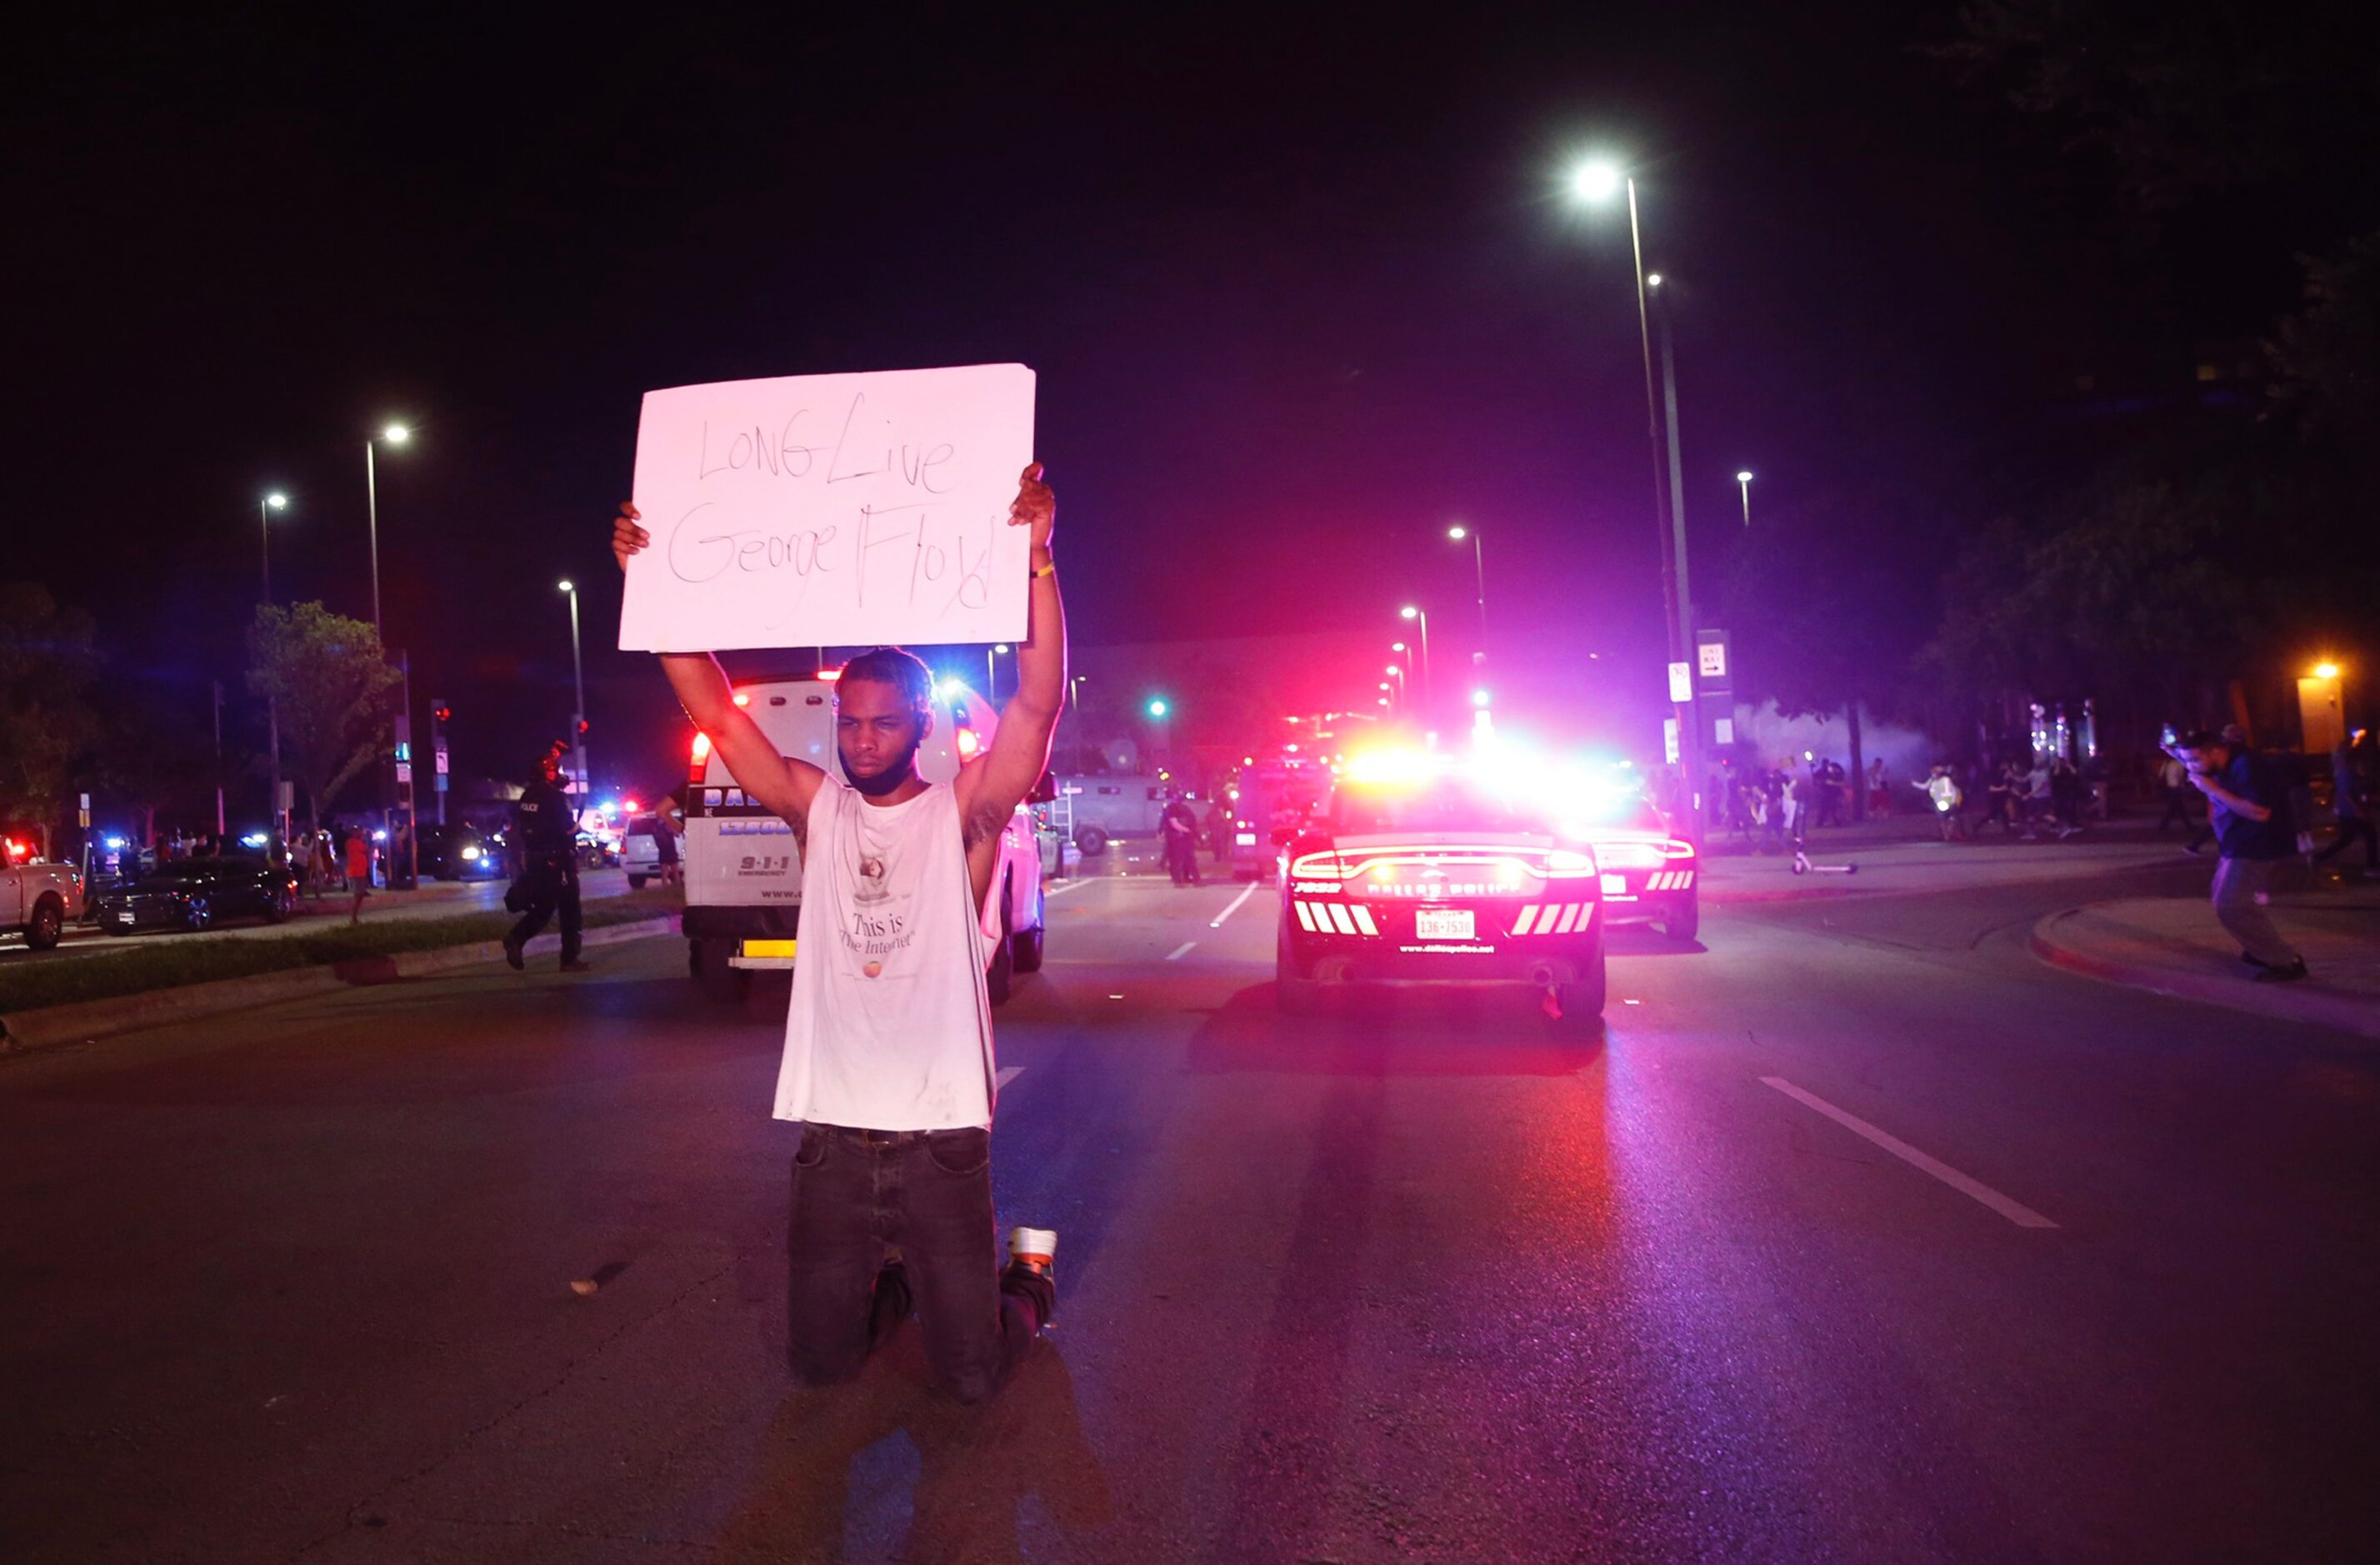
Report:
1399,606,1432,710
1385,662,1407,703
260,492,288,858
987,642,1011,701
559,579,588,801
1736,470,1754,527
1448,524,1487,659
1572,158,1699,842
364,423,412,881
364,423,409,635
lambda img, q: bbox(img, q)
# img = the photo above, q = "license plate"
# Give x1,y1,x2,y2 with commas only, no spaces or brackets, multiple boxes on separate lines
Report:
1235,832,1258,846
741,938,798,958
1415,908,1475,940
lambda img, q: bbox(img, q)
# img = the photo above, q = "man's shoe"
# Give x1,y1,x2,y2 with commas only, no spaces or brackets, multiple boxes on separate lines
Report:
560,958,592,973
2250,960,2309,984
502,936,525,972
1002,1226,1058,1327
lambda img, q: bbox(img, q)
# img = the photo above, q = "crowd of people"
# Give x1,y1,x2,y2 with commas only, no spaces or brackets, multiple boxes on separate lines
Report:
1714,754,1888,853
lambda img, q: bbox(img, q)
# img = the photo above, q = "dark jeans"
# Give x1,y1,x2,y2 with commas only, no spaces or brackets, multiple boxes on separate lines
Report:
508,859,582,960
2157,787,2196,832
787,1123,1048,1403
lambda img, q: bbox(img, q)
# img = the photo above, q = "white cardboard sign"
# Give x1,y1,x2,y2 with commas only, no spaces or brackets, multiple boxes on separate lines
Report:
618,363,1035,651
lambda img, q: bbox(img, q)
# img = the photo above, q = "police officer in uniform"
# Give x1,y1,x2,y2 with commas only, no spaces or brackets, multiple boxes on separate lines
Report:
503,740,590,972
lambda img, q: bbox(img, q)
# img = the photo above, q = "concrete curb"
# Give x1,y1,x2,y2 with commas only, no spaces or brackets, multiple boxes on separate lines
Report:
0,915,678,1056
2028,907,2380,1043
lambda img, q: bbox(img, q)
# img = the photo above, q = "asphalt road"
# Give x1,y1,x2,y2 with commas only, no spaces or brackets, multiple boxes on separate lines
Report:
3,853,2376,1562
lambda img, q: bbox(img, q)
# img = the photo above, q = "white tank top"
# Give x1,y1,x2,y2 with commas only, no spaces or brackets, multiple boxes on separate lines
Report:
771,778,997,1131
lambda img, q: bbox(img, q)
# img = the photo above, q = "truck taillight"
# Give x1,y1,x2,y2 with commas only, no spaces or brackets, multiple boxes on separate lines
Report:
688,731,711,783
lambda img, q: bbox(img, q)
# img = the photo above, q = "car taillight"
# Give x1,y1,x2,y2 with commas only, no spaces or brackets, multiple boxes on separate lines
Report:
957,728,982,758
688,731,712,784
1288,848,1346,879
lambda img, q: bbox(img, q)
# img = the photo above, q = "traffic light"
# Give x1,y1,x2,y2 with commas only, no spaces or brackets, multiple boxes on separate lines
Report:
578,717,591,736
432,700,452,725
1146,698,1170,719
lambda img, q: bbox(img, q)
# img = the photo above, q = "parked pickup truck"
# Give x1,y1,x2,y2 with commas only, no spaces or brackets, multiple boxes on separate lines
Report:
2,838,83,952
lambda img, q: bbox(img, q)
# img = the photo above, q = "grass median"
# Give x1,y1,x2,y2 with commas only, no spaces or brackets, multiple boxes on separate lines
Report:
0,889,682,1017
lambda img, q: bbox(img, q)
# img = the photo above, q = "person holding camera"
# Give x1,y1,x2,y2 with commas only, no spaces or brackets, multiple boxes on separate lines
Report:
2173,729,2307,982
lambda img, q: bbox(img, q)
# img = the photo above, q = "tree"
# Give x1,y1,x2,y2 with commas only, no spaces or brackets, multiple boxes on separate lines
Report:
1922,477,2253,744
247,602,400,835
0,582,102,854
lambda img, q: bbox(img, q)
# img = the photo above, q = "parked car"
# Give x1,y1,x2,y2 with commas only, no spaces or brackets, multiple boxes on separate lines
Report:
418,822,508,881
90,855,298,934
2,836,82,951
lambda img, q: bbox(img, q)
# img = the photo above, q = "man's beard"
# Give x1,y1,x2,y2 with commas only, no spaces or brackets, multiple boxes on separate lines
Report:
846,742,922,797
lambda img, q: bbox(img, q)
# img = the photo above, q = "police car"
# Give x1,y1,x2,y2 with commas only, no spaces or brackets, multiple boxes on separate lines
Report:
1276,752,1606,1023
681,668,1047,1006
1572,794,1698,942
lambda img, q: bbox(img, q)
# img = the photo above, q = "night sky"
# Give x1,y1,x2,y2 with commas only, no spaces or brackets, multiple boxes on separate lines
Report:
7,2,2335,804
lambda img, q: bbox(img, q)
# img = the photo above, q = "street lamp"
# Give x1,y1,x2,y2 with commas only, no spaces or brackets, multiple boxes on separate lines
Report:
1569,156,1699,842
558,579,588,798
365,423,409,634
1400,605,1432,707
987,642,1012,701
1448,523,1487,657
260,492,288,603
1736,470,1754,527
257,491,292,859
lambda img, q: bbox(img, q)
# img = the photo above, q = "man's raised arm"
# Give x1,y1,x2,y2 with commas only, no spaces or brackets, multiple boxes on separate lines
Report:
963,463,1065,820
613,503,825,826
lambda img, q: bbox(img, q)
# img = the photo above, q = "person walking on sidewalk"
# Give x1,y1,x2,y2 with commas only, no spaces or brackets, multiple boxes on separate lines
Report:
2314,728,2379,873
343,824,374,925
502,741,589,973
2176,729,2308,982
612,463,1064,1404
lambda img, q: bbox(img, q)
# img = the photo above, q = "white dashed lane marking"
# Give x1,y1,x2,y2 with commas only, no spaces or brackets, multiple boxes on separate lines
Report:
1760,1076,2058,1229
1165,942,1197,962
1209,883,1262,928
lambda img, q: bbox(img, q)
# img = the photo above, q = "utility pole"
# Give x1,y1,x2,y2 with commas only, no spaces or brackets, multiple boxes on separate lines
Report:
211,680,226,838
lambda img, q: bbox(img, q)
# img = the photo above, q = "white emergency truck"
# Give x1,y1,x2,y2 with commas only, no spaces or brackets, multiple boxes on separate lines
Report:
680,670,1048,1006
2,836,82,952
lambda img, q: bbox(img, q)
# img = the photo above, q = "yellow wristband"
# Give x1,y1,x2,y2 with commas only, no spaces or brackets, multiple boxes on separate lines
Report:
1032,559,1057,579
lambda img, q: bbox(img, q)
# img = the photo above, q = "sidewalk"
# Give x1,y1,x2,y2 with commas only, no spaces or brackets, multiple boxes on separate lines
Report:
2032,878,2380,1042
1698,822,2180,903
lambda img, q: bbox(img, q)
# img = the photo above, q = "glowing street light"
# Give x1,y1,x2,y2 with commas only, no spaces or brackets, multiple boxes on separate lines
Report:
1572,161,1622,202
1448,523,1488,656
258,490,292,858
259,492,289,604
2315,661,2341,680
364,422,412,634
559,579,588,797
1736,470,1754,526
1146,697,1169,719
1400,605,1432,706
1567,153,1699,841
